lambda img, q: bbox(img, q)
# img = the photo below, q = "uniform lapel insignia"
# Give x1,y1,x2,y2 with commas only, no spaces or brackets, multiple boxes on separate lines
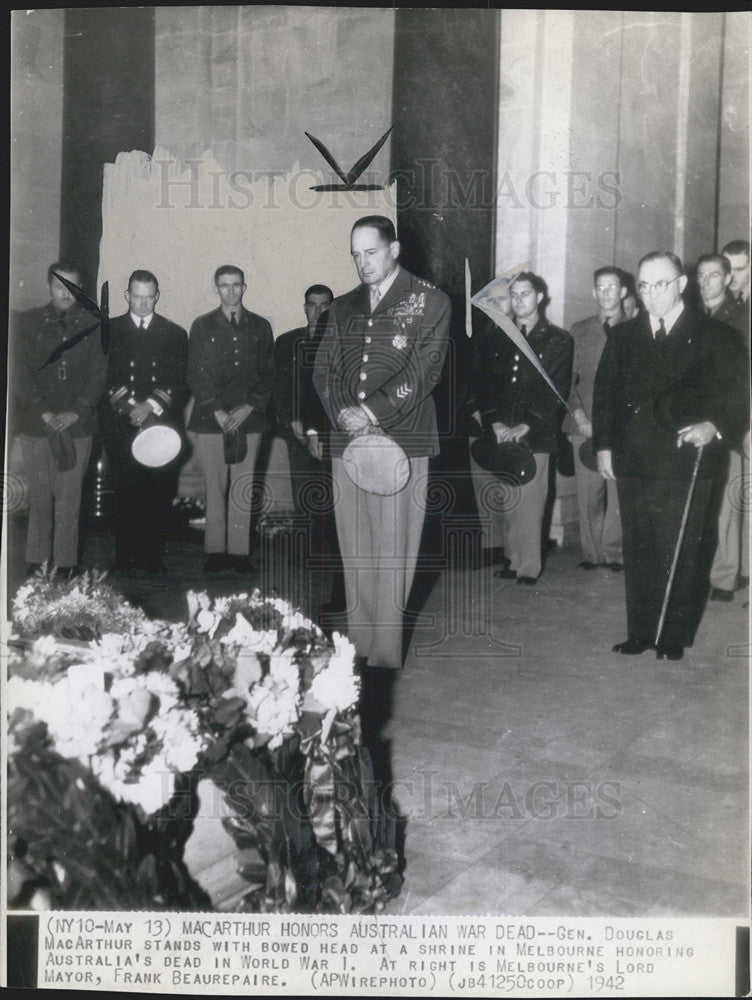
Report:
392,333,408,349
384,291,426,322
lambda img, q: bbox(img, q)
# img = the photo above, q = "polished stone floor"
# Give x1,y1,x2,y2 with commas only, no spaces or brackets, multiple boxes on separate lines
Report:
6,511,748,917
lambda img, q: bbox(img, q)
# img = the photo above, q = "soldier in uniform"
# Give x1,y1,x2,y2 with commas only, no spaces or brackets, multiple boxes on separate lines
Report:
187,265,275,573
100,269,188,576
313,216,451,673
477,271,573,585
12,262,107,575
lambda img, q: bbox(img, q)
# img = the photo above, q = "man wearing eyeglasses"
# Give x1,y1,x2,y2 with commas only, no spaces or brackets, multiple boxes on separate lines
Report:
593,251,749,661
695,253,750,604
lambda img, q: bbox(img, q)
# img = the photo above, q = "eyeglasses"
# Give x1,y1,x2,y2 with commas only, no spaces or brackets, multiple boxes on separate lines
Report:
697,271,724,283
636,276,681,295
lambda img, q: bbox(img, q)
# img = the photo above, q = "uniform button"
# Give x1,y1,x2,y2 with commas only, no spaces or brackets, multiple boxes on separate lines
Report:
362,354,369,362
367,320,373,328
513,354,519,361
511,376,517,383
358,391,365,400
130,360,135,367
152,361,156,366
151,376,156,382
360,372,367,381
235,361,239,366
512,365,518,371
365,336,372,344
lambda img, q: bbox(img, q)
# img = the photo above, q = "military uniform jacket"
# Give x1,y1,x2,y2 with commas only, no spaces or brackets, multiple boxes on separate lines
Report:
312,267,451,458
592,306,749,480
100,312,188,431
273,326,325,431
476,317,573,453
713,292,750,352
187,306,274,434
12,303,107,437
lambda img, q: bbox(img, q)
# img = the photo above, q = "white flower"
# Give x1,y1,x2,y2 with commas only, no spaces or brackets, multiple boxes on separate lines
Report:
196,608,221,637
309,655,360,714
212,596,231,617
268,652,300,690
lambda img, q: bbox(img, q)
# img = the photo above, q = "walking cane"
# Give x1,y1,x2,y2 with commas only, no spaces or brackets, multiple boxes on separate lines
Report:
655,444,704,647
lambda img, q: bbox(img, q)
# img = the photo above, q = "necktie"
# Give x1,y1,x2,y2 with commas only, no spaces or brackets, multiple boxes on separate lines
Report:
230,312,238,327
738,291,745,305
370,286,381,312
655,318,667,343
139,319,145,330
519,324,527,337
603,318,611,336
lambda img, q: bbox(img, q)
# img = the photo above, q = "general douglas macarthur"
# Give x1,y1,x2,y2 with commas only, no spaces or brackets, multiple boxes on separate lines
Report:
593,251,749,661
313,216,450,671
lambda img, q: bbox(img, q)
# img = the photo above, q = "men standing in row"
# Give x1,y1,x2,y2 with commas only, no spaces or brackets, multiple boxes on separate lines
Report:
12,263,107,576
593,251,749,661
477,272,573,585
100,270,188,576
187,266,275,573
696,252,750,602
313,216,451,673
564,267,626,572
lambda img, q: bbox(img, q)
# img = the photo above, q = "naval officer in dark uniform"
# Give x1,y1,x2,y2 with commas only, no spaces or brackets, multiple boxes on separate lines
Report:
100,269,188,575
312,216,450,672
593,250,749,660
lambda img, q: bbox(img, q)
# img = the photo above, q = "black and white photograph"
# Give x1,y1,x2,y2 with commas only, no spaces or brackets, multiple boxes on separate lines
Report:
4,5,750,996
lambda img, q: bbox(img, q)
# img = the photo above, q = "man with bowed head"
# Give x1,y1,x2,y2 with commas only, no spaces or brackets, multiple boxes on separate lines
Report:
593,251,748,661
312,216,450,676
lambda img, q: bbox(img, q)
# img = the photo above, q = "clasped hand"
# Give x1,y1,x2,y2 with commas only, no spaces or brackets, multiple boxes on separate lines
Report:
338,406,372,436
492,421,530,444
215,404,252,432
44,411,79,432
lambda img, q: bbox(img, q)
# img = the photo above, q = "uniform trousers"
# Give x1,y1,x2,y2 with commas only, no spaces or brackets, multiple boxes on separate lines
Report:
468,434,508,554
20,434,92,568
617,475,718,647
195,432,262,555
571,433,622,564
710,433,750,590
332,455,428,670
502,452,550,580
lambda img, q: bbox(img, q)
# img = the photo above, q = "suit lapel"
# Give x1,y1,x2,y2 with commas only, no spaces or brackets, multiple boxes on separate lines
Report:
372,268,412,316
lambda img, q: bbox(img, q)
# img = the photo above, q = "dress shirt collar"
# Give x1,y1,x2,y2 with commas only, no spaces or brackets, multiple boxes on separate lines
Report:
368,265,401,306
131,312,154,329
649,301,684,337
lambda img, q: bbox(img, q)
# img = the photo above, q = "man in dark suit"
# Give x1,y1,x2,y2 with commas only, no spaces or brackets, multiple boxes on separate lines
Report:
477,272,573,585
695,253,751,602
563,266,627,571
12,262,107,575
273,284,333,514
313,215,451,672
273,284,346,620
187,265,275,573
100,269,188,576
593,251,749,661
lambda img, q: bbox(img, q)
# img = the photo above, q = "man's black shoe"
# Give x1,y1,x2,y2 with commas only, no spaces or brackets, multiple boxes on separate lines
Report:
228,554,257,574
710,587,734,602
606,562,623,572
493,567,516,579
578,561,598,570
656,642,684,661
516,576,537,586
737,575,749,590
203,553,228,573
612,638,653,654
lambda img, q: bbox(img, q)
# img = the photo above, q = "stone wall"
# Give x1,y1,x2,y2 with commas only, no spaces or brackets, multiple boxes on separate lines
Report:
155,6,395,181
10,10,64,311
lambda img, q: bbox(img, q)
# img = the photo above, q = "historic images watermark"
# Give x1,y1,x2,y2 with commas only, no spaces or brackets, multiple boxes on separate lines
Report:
152,159,623,214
